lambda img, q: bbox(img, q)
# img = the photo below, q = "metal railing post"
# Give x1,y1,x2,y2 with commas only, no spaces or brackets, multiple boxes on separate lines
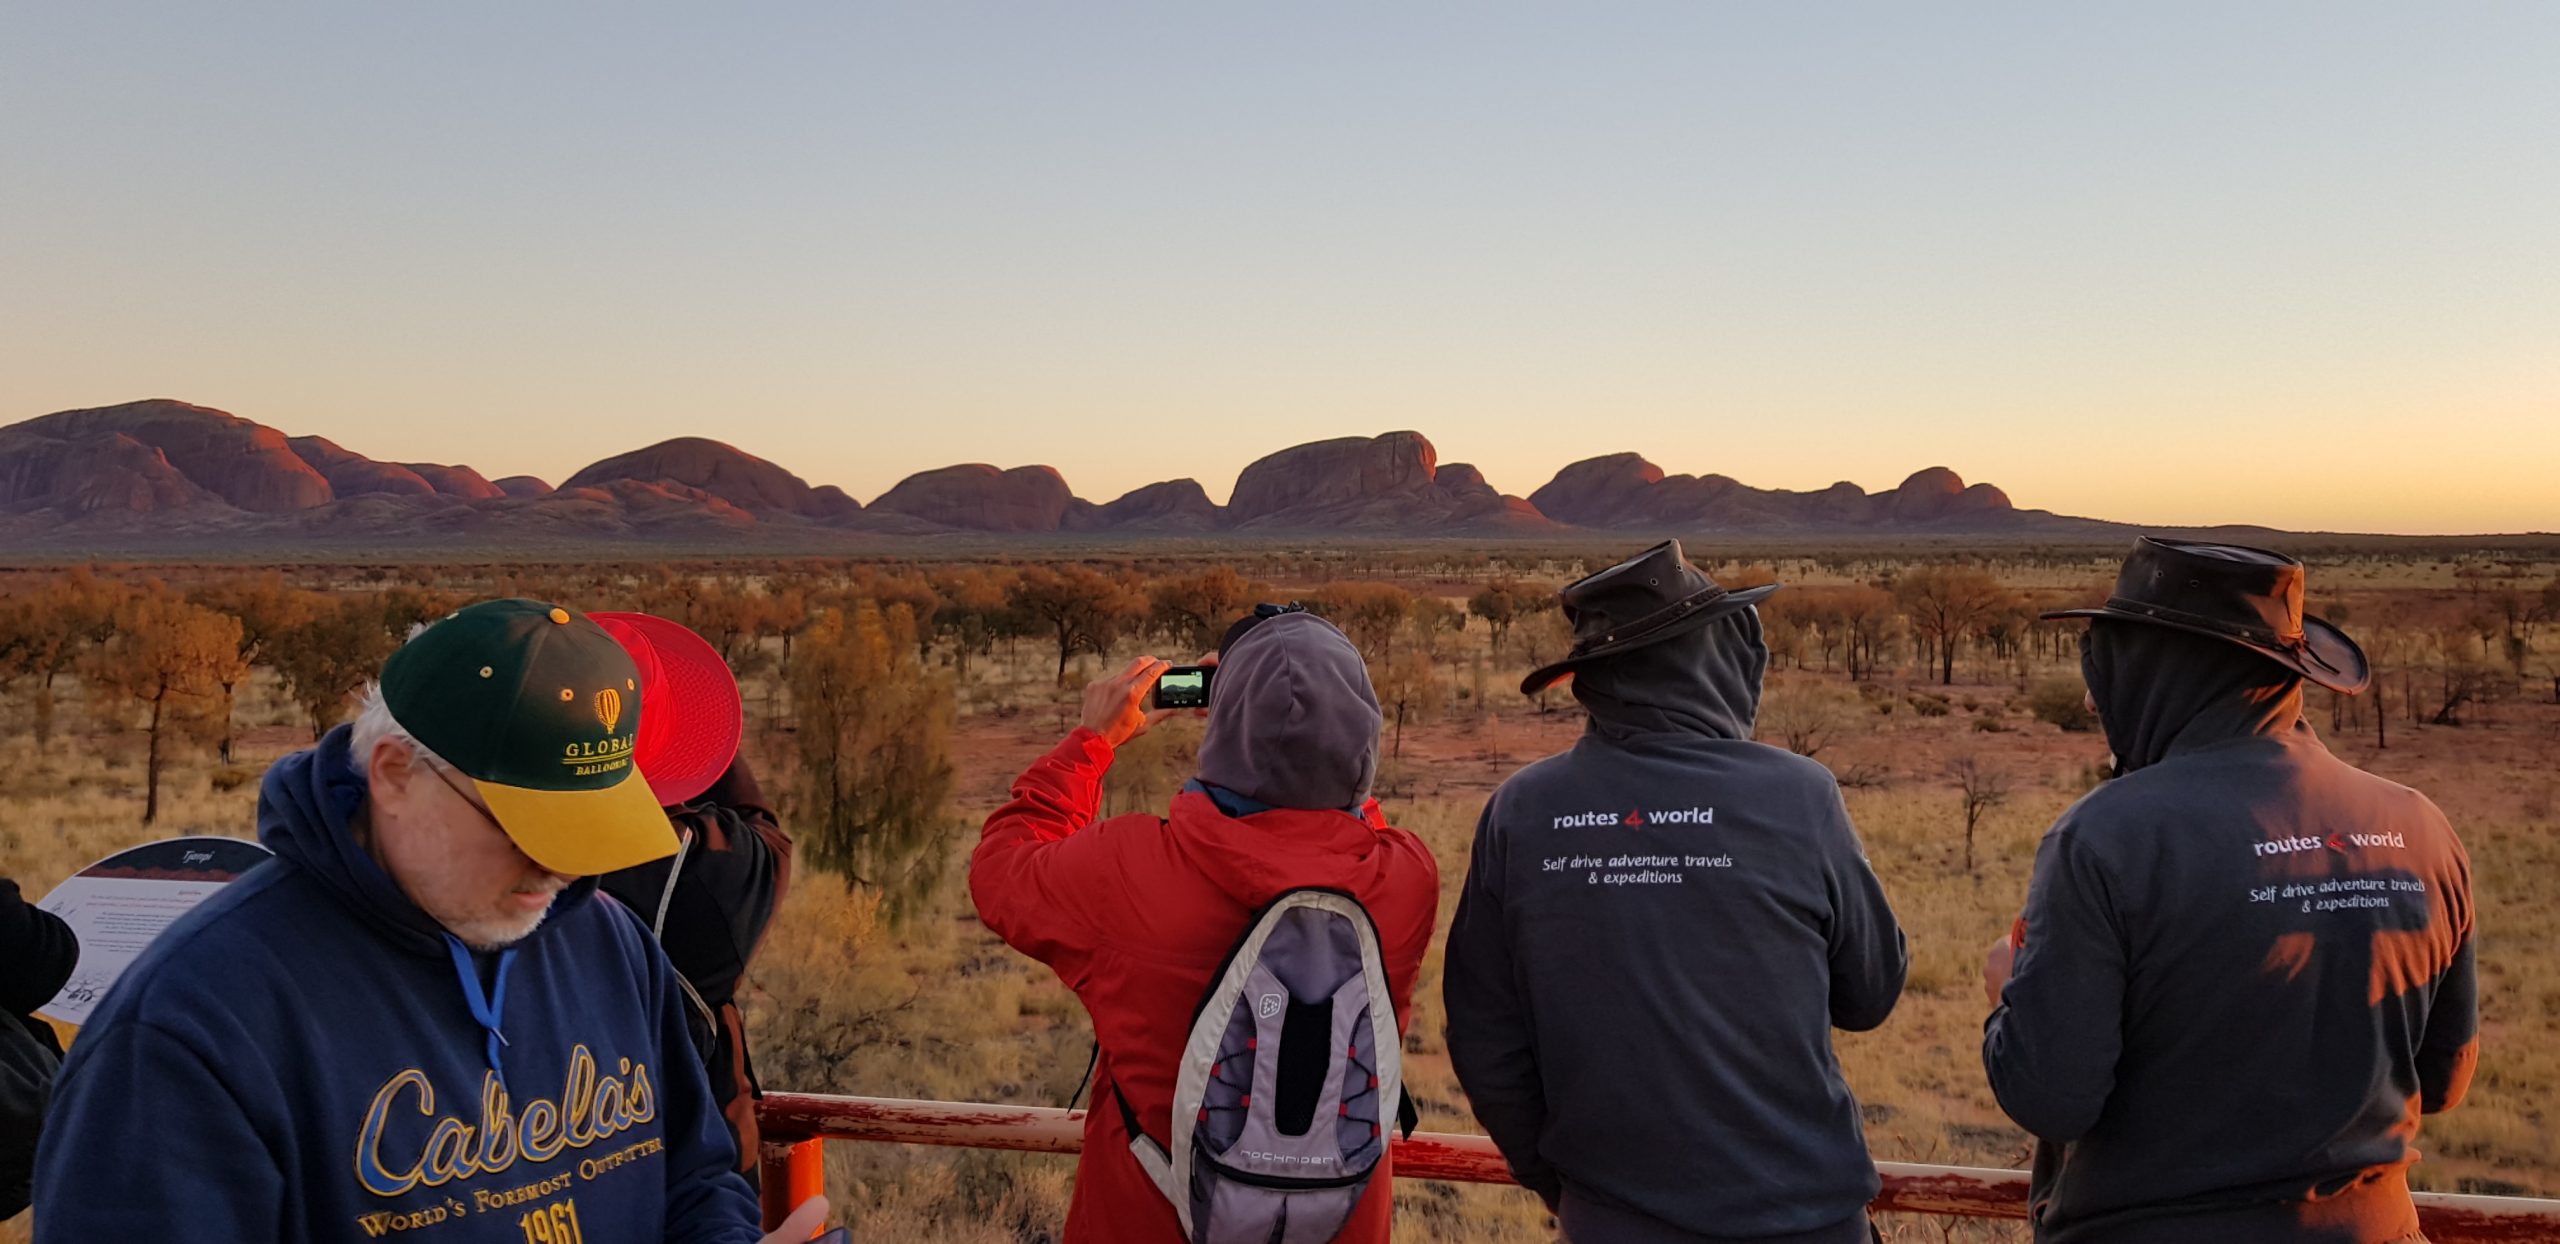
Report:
757,1135,826,1234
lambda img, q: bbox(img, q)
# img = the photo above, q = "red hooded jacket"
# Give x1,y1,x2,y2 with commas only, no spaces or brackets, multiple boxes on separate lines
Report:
971,728,1440,1242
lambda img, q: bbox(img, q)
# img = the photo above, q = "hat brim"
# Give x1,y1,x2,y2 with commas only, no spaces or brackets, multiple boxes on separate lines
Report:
476,769,680,876
592,611,745,807
2040,607,2371,695
1521,583,1782,696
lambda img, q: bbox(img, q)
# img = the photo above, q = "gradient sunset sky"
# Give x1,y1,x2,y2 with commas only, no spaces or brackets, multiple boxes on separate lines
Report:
3,4,2553,534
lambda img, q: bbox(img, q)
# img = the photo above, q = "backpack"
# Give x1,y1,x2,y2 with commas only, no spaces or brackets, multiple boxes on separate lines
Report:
1,1017,59,1221
1116,887,1417,1244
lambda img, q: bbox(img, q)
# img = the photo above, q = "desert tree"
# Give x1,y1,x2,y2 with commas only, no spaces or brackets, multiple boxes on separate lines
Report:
755,584,811,667
1837,585,1900,682
1008,565,1141,685
1375,598,1458,760
89,592,242,823
1756,677,1862,760
194,573,308,764
926,565,1019,679
271,592,406,738
1147,566,1257,654
1896,565,2014,685
1512,607,1577,713
1466,579,1553,658
2426,624,2501,726
1801,594,1850,673
0,570,131,744
1306,581,1414,663
1948,754,2012,875
375,585,461,639
790,602,955,917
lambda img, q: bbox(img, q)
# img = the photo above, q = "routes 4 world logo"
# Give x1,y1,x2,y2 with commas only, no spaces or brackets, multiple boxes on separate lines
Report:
2252,832,2407,858
1551,806,1716,830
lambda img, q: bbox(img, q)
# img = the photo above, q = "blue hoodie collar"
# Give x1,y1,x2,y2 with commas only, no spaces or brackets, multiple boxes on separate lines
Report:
1181,778,1361,819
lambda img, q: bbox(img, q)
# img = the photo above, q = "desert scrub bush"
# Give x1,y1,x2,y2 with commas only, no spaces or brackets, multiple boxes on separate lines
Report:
2028,677,2099,732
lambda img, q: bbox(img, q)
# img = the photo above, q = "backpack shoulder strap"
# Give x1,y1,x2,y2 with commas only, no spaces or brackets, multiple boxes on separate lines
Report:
1110,1073,1180,1203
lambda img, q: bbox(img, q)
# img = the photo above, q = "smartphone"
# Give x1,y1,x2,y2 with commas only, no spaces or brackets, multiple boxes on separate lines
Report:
1152,664,1214,710
811,1231,851,1244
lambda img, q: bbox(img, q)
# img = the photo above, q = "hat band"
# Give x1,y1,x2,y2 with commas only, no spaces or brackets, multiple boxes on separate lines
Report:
2102,596,2301,649
1571,584,1730,656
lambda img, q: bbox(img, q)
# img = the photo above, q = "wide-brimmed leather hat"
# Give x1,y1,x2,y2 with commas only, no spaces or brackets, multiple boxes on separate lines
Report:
2042,537,2369,694
1521,540,1780,695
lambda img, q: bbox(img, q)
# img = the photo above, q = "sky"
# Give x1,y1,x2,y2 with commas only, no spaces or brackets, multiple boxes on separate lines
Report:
2,4,2554,535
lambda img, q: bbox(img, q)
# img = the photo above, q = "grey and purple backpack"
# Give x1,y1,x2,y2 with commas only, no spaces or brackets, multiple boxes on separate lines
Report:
1117,887,1416,1244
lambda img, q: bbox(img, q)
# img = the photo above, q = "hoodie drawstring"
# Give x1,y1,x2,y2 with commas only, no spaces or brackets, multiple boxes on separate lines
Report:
443,933,518,1095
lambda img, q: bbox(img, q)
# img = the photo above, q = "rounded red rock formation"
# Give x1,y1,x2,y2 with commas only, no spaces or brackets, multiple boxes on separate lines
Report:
20,400,333,512
402,462,506,501
0,428,220,515
867,463,1077,532
1067,478,1223,532
1227,431,1440,523
288,436,437,498
560,437,831,516
1527,453,1668,527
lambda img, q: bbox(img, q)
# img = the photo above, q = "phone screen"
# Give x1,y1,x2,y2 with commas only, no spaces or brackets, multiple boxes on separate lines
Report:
1153,665,1212,710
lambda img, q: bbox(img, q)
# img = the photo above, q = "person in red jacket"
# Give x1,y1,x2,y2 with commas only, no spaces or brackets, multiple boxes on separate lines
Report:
972,608,1439,1243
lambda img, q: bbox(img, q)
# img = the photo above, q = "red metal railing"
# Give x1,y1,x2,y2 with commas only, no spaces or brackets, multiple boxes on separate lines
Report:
753,1092,2560,1241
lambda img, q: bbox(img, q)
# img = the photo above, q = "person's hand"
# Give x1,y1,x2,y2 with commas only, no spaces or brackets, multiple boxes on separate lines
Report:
758,1194,829,1242
1982,929,2018,1010
1082,656,1176,748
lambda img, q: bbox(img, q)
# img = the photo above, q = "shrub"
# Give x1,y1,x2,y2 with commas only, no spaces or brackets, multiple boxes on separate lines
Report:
2028,677,2100,732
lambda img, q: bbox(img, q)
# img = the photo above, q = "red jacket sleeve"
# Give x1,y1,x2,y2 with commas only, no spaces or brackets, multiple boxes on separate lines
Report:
968,728,1121,979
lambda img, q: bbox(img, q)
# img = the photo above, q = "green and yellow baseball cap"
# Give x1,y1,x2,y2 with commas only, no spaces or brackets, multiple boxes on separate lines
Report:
379,598,678,875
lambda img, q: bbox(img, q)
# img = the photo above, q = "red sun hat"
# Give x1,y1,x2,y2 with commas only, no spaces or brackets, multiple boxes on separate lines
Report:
590,612,744,808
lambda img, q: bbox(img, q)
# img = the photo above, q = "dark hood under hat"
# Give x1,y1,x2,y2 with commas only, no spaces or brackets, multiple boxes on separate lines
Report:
1194,611,1383,812
1523,540,1780,695
2082,619,2305,775
1571,607,1769,744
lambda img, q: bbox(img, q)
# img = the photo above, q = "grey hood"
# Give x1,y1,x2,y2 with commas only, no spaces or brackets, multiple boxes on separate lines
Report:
1195,612,1383,810
1570,607,1767,743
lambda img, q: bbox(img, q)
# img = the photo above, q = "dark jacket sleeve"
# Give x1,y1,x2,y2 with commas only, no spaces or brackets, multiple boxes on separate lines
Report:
1440,798,1563,1209
1983,824,2127,1143
1815,784,1905,1032
967,729,1120,975
2416,811,2478,1116
2417,934,2478,1114
0,880,79,1020
33,1021,282,1239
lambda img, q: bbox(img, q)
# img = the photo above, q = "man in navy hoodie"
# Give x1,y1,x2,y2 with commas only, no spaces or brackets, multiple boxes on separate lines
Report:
32,599,826,1242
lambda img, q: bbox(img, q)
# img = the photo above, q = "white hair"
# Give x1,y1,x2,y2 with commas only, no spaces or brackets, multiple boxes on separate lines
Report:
348,683,452,778
348,618,452,777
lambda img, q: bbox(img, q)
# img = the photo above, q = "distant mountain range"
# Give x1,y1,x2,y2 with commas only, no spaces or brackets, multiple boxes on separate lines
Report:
0,398,2158,555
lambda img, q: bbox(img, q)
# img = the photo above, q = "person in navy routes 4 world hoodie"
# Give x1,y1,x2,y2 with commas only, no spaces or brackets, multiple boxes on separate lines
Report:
32,599,829,1242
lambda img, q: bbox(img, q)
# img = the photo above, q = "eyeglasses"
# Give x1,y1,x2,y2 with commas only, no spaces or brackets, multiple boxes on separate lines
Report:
421,756,507,838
